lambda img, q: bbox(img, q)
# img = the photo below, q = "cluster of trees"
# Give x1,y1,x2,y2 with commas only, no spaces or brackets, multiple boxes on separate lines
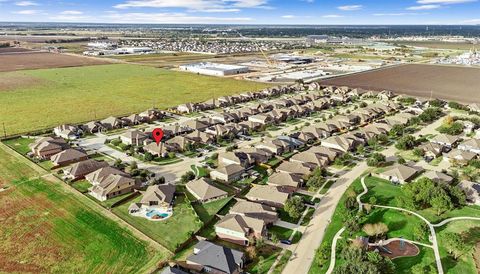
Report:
334,153,354,166
438,116,464,135
284,196,305,219
398,178,466,216
395,135,419,150
398,97,417,105
448,101,469,111
367,153,386,167
180,171,196,184
418,108,443,123
334,245,395,274
306,167,326,190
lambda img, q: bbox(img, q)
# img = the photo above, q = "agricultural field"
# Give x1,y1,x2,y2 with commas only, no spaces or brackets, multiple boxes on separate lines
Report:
322,64,480,104
0,145,168,273
0,63,272,136
0,51,110,72
394,41,477,50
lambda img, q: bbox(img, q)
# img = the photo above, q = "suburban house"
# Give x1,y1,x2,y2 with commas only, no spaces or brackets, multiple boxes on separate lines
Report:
177,103,197,113
186,130,215,145
307,146,341,162
419,143,445,159
458,139,480,155
120,130,149,146
186,241,245,274
88,173,136,201
431,134,461,149
101,116,124,130
186,178,228,203
218,151,252,167
162,124,191,139
183,119,210,132
267,172,303,192
54,124,80,139
139,108,164,122
469,103,480,113
86,166,128,184
50,148,88,167
129,184,176,213
215,214,266,246
444,149,477,165
423,171,454,184
63,159,109,180
144,142,169,158
166,136,192,152
29,137,69,159
376,164,421,184
458,180,480,205
210,164,245,183
301,126,330,139
248,114,273,125
245,185,289,208
229,199,278,224
242,148,274,165
122,114,144,125
276,161,311,177
321,135,355,153
161,267,188,274
83,121,105,133
290,151,329,170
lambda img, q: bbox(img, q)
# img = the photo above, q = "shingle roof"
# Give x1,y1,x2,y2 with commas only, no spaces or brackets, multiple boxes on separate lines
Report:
187,241,244,274
186,179,228,201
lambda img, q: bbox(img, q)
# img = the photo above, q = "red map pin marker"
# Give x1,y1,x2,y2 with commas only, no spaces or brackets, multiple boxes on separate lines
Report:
152,128,164,146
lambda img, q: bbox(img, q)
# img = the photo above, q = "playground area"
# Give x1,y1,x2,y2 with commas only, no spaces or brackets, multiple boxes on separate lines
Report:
369,239,420,260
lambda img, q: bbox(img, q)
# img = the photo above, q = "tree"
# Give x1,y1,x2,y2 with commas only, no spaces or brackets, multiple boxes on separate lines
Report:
245,246,257,260
344,218,361,235
390,124,405,137
443,232,470,260
431,193,452,216
113,159,123,168
367,153,386,167
413,148,425,157
130,161,138,170
284,196,305,219
270,233,279,244
363,223,389,240
369,196,377,205
315,243,331,267
356,144,365,155
180,171,195,183
413,222,429,242
395,135,418,150
144,152,154,161
257,256,265,271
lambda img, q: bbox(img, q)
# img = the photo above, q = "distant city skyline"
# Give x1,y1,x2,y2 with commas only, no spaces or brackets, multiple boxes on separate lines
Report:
0,0,480,25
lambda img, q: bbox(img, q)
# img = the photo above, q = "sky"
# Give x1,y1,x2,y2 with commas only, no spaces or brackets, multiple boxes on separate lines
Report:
0,0,480,25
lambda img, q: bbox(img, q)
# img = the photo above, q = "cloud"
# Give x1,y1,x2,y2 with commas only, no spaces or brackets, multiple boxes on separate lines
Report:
407,4,441,9
15,1,38,6
373,12,424,16
322,14,343,18
103,12,253,23
12,9,39,14
338,5,362,11
417,0,476,3
282,15,296,19
60,10,83,15
462,18,480,23
114,0,269,11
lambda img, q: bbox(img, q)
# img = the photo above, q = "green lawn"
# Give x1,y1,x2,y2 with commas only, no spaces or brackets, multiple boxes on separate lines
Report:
3,137,35,155
245,244,283,274
319,180,336,195
193,197,233,223
300,207,316,226
268,226,303,244
0,143,42,187
272,250,293,274
0,177,166,273
437,220,480,274
112,194,202,251
0,64,272,136
71,179,92,193
278,208,302,224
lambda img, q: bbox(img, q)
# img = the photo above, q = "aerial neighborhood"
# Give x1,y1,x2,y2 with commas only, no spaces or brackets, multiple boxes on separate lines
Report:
4,69,480,274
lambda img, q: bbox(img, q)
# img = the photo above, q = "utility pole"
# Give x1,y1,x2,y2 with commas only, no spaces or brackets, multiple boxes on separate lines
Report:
2,122,6,139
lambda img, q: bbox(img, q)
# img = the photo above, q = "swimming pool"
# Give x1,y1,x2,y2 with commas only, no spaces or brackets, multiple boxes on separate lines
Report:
146,209,170,220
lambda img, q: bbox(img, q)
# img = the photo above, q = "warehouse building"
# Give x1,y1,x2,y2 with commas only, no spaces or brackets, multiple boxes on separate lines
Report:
179,62,249,76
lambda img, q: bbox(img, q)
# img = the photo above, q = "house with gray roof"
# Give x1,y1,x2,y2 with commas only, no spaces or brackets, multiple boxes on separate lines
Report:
50,148,88,167
186,241,245,274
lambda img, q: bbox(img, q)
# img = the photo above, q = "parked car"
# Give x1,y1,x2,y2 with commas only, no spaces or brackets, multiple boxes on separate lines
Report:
280,239,292,245
304,200,315,206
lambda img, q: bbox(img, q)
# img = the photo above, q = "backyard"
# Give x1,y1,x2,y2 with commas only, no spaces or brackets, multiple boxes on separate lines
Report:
0,64,272,135
112,194,202,251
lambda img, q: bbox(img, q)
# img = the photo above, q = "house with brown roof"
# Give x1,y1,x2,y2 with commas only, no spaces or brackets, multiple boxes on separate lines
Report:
419,143,445,158
277,161,311,177
123,114,144,125
444,149,477,165
290,151,329,170
458,180,480,205
186,178,228,203
129,183,176,214
139,108,164,122
162,124,192,139
245,185,290,208
183,119,210,132
321,135,355,153
144,142,169,158
51,148,88,167
431,134,461,148
83,121,105,133
54,124,80,139
186,130,215,145
29,136,70,159
423,171,454,184
301,126,330,139
166,136,192,152
307,146,342,162
267,172,303,192
215,214,266,246
458,139,480,155
89,173,136,201
177,103,197,113
63,159,108,180
86,166,127,185
120,130,149,146
375,164,421,184
229,199,278,224
248,114,273,125
210,164,245,183
101,116,124,130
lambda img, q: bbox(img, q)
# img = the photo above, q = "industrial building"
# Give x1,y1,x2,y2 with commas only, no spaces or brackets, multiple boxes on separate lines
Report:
179,62,249,76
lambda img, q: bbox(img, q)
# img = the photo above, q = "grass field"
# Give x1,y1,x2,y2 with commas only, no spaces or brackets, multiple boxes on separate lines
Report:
193,196,233,223
394,246,436,274
0,64,271,136
113,194,202,251
437,220,480,274
0,143,41,187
